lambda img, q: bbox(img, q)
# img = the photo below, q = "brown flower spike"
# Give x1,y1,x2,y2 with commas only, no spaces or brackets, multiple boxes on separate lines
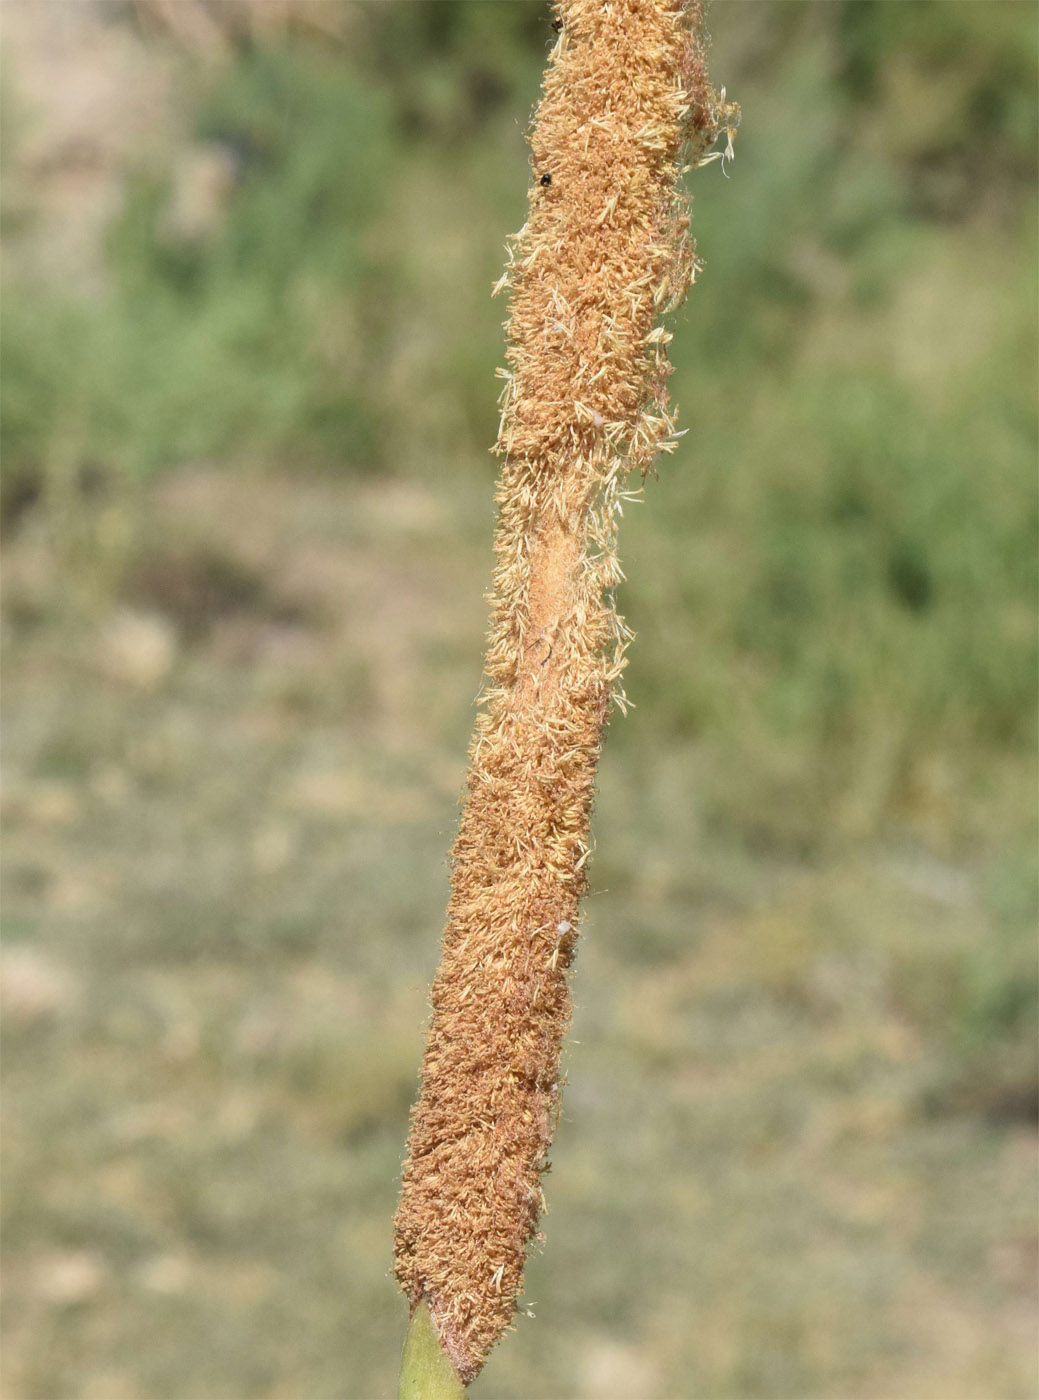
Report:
394,0,735,1383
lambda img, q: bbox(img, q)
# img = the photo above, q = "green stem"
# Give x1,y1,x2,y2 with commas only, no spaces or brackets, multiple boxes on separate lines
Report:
398,1301,467,1400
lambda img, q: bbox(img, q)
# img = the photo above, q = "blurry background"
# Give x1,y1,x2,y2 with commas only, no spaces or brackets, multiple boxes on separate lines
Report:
1,2,1036,1397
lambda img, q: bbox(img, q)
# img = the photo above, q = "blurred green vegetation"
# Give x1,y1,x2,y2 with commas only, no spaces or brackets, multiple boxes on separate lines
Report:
2,2,1036,1398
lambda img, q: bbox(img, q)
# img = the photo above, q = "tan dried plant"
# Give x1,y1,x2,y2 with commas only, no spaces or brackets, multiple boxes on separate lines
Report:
394,0,736,1387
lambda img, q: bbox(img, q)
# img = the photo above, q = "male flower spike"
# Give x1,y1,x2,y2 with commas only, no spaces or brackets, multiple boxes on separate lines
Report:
394,0,736,1383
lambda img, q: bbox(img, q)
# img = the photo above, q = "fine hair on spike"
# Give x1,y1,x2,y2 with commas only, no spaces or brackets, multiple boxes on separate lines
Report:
394,0,735,1384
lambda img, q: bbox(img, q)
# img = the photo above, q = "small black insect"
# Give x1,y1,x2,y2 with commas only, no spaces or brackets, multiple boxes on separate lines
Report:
551,18,563,31
540,173,552,187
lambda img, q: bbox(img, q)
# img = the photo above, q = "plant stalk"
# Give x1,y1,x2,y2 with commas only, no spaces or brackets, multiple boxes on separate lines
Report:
398,1301,467,1400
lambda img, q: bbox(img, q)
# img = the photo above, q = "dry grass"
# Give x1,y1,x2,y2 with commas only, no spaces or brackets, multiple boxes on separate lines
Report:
2,465,1034,1400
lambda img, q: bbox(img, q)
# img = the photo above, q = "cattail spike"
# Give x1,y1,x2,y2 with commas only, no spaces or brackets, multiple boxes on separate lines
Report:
394,0,735,1384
